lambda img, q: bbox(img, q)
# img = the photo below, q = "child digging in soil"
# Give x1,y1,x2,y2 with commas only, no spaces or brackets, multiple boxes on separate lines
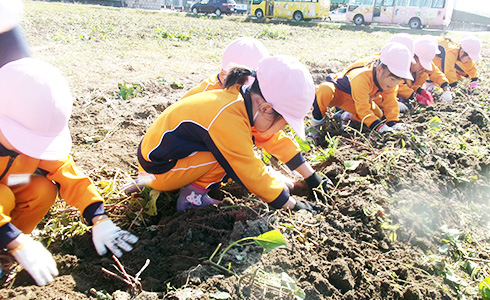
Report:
397,36,452,111
177,36,295,192
137,55,330,213
312,42,414,135
433,35,482,89
0,57,138,286
181,36,269,98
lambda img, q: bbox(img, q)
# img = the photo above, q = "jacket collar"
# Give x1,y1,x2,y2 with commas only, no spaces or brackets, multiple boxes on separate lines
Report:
0,143,18,158
372,67,383,92
240,86,255,126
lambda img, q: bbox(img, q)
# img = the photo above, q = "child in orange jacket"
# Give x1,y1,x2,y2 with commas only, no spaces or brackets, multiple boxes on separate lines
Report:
397,36,452,110
433,35,482,88
312,42,414,134
181,36,269,98
137,56,329,213
0,58,138,286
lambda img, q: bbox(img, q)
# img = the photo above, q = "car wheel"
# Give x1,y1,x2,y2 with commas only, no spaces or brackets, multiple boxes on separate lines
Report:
192,7,198,14
215,8,222,16
255,9,264,19
409,17,421,29
293,11,303,21
353,14,364,26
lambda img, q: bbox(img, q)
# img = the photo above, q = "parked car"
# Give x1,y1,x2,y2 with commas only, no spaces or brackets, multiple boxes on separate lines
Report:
235,3,248,14
328,7,346,22
190,0,237,16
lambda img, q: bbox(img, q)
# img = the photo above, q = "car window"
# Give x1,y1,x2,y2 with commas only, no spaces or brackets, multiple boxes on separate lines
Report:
227,0,236,4
200,0,209,4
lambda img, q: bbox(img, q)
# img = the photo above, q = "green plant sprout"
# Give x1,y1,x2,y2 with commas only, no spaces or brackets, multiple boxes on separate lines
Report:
207,230,286,276
217,230,286,265
480,277,490,300
330,160,361,197
427,115,442,132
310,135,339,164
427,227,490,298
118,82,143,100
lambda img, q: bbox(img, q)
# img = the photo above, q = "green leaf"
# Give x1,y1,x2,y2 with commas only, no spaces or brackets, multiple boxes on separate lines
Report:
428,116,442,130
295,135,311,152
253,230,287,253
145,189,160,216
344,160,361,171
480,277,490,300
210,291,232,299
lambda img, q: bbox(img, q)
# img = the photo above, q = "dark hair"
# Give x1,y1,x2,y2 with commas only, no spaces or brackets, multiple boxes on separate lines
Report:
460,48,469,58
223,67,254,89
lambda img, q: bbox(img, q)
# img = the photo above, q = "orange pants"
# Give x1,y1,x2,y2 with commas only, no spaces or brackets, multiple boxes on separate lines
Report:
316,82,383,123
139,151,226,191
0,176,58,234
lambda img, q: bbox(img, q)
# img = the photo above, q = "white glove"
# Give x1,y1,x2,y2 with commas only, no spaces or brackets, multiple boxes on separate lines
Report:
92,219,138,257
11,236,59,286
440,90,452,102
391,122,411,132
398,101,409,113
376,124,394,134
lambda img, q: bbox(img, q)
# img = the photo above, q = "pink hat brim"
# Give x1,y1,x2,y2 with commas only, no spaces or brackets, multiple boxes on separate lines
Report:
282,113,305,140
390,67,414,81
0,113,71,160
419,58,433,71
468,51,482,62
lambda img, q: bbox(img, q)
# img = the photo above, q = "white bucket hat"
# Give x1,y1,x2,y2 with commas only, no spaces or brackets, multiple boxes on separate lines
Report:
0,58,73,160
256,55,315,140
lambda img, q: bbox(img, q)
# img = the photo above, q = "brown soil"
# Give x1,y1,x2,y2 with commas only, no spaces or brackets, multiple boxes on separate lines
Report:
1,28,490,300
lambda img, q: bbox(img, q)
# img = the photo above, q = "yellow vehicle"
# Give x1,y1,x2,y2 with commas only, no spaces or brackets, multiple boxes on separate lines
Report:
251,0,330,21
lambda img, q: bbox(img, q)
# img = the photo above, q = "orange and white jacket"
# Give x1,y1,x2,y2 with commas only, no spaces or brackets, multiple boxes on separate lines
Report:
181,73,224,99
433,44,478,87
138,85,305,208
397,62,449,99
0,147,104,246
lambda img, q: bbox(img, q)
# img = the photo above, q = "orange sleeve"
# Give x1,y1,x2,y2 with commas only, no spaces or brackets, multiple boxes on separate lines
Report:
314,82,336,120
207,109,285,205
253,130,301,164
459,61,478,79
397,80,415,99
38,156,104,216
351,74,379,127
0,184,15,228
443,50,460,85
427,62,449,87
380,86,400,123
